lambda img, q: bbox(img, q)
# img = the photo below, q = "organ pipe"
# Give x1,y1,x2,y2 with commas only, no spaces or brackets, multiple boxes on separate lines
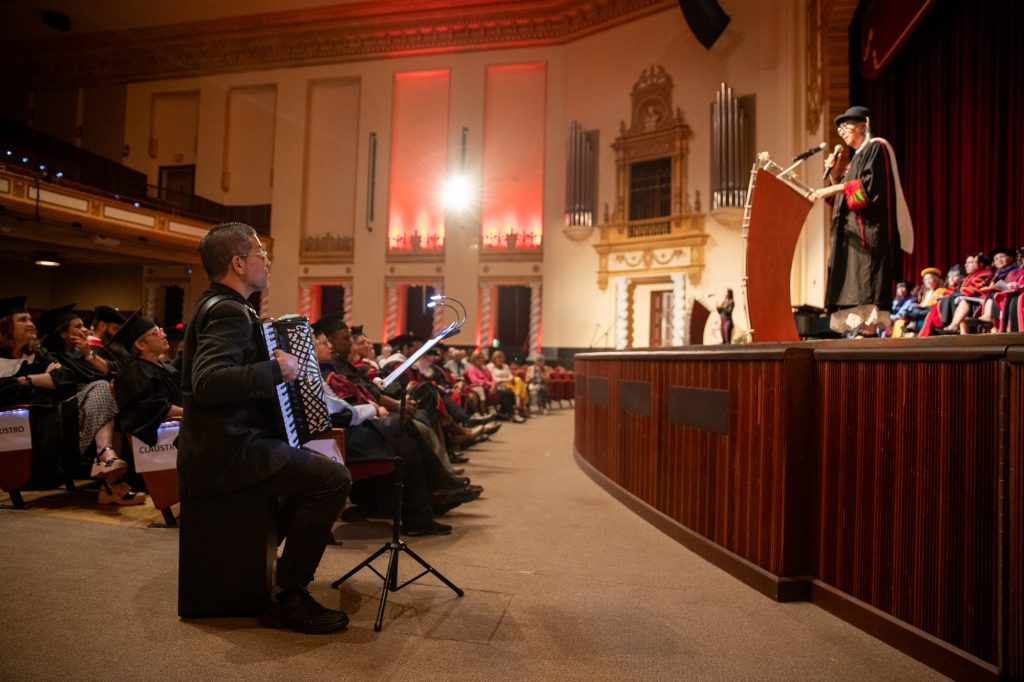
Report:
711,83,753,210
566,120,596,227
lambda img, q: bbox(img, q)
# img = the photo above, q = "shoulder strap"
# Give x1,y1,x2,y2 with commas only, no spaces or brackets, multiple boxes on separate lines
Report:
193,294,232,334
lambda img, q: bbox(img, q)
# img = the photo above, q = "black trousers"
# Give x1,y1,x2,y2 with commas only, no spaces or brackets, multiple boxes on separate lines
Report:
246,447,351,592
346,422,434,529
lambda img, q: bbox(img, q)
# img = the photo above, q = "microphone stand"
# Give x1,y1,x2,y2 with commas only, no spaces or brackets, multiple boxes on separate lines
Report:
331,319,465,631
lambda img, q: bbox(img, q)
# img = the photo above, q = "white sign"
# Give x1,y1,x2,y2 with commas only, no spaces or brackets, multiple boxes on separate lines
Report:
132,421,179,473
0,408,31,453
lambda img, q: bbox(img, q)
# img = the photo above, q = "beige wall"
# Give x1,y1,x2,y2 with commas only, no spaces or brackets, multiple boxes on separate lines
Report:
112,0,811,349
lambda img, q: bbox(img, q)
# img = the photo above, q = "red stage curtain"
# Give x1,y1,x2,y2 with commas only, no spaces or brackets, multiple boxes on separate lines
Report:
852,0,1024,281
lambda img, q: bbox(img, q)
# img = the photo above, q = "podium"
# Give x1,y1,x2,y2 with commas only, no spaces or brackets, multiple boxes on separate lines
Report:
742,157,815,342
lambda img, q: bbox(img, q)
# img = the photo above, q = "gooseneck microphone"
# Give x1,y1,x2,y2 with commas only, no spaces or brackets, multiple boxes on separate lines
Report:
792,142,827,163
822,144,844,181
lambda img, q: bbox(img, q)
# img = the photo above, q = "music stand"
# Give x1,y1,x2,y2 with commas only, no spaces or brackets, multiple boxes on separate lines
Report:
331,322,464,631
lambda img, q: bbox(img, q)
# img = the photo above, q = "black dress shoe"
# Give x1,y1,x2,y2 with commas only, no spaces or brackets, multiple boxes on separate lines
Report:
466,414,497,426
482,421,502,436
449,453,470,464
259,590,349,634
402,521,453,536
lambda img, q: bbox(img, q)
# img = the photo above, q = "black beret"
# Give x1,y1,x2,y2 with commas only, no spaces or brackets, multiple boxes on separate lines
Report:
835,105,871,126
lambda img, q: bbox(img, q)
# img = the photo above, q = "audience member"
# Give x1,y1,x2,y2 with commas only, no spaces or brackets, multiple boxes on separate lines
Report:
111,311,182,446
525,353,551,415
891,268,945,337
488,350,529,421
312,331,476,534
88,305,128,367
1,298,143,504
919,253,993,336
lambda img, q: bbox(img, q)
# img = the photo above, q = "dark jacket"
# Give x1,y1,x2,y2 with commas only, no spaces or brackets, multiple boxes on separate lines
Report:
176,283,289,496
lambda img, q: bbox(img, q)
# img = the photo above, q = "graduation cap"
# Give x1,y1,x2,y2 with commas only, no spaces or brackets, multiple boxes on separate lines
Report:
834,105,870,126
920,267,942,279
990,246,1014,259
110,308,156,351
37,303,79,337
0,296,27,320
312,313,347,336
387,332,423,349
92,305,126,326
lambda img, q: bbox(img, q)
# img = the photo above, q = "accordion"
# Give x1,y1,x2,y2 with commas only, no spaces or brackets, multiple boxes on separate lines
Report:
259,316,332,448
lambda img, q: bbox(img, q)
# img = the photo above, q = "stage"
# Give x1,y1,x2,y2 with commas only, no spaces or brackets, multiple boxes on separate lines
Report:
574,334,1023,681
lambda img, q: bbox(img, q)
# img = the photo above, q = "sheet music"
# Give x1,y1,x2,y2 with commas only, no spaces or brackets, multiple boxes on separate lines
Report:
379,321,459,389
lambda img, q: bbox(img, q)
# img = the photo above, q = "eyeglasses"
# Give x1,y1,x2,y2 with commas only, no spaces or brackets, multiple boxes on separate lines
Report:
836,122,861,135
143,326,164,339
247,248,269,261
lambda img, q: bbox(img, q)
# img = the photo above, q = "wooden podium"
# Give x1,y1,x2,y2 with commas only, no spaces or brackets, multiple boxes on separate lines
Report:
743,165,814,342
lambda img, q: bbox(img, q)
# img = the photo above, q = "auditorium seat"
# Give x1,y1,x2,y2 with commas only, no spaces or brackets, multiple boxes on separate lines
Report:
128,418,181,527
0,406,34,508
548,369,574,407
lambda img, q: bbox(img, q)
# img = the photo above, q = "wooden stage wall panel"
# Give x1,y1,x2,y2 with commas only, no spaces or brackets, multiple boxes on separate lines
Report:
575,338,1024,680
575,350,813,586
815,358,1001,665
1008,355,1023,679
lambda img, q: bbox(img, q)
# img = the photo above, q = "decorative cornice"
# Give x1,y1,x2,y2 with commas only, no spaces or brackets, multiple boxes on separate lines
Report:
1,0,675,89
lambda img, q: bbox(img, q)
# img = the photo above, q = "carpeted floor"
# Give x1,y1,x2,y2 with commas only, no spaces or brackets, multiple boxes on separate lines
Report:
0,408,946,681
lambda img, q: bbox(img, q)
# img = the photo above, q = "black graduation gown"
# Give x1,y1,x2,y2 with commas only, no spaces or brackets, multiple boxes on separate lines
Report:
0,349,82,484
116,357,181,446
825,140,902,309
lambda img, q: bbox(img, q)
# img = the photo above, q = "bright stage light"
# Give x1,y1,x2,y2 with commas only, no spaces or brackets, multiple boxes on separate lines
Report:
442,174,474,212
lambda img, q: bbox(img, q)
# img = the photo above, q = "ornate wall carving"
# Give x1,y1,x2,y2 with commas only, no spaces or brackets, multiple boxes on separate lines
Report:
594,65,707,291
1,0,676,89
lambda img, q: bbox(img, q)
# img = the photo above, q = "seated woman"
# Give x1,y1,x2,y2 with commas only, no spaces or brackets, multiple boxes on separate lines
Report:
0,298,143,505
891,268,946,338
950,248,1015,333
919,253,993,336
466,350,521,423
993,247,1024,332
111,312,182,446
525,353,551,415
487,350,529,420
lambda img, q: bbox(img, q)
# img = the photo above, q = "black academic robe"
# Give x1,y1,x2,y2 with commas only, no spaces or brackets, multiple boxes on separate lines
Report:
176,283,290,497
116,357,181,446
0,348,77,408
825,139,902,309
0,349,82,484
53,348,113,385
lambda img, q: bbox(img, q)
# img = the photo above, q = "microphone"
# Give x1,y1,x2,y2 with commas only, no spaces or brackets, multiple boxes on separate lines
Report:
822,144,843,181
792,142,827,163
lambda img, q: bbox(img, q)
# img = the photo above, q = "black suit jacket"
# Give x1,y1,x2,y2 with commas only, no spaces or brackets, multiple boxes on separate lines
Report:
177,283,289,496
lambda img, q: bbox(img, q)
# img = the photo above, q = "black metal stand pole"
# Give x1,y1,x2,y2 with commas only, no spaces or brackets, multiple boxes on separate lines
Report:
331,391,462,631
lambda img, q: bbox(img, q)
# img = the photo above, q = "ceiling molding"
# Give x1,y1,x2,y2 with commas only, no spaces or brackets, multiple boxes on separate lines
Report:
2,0,675,89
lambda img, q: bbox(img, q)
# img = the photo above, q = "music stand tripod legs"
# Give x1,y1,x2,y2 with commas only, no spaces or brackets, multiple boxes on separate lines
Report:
331,455,464,632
